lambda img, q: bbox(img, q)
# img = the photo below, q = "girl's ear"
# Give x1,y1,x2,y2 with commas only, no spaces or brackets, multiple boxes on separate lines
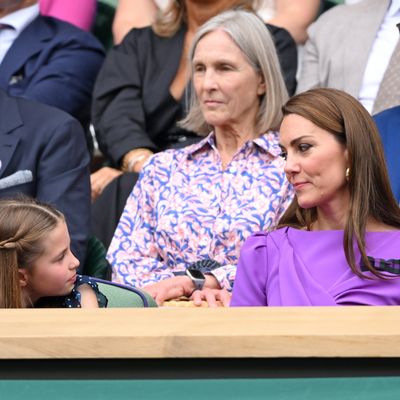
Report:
19,269,28,287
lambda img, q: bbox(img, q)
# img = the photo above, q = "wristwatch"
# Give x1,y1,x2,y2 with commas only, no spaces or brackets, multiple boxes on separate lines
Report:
185,268,206,291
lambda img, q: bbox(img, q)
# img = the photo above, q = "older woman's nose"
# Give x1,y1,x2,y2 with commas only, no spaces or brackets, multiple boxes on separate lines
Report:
202,69,218,91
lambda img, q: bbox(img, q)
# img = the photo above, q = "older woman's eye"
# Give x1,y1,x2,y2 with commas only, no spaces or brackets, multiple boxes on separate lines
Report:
219,64,233,71
193,64,205,73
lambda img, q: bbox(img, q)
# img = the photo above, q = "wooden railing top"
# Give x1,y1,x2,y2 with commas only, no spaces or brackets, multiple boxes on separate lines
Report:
1,306,400,359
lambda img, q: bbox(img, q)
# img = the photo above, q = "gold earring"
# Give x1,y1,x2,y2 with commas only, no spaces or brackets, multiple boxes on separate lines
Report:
345,167,350,182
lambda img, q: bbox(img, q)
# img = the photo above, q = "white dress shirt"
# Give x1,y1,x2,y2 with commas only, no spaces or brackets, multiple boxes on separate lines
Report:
0,4,39,64
358,0,400,113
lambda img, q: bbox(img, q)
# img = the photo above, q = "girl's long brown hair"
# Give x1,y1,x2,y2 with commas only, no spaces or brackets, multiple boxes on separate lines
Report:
0,197,63,308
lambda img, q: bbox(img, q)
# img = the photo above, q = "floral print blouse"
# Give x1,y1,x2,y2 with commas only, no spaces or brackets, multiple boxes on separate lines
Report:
107,132,293,290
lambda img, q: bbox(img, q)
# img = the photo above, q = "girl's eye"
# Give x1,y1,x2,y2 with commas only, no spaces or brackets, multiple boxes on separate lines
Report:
298,143,311,153
56,252,66,262
280,151,287,160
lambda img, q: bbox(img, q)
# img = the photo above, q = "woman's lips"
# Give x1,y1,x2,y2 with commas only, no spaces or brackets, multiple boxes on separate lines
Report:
204,99,223,106
293,182,309,190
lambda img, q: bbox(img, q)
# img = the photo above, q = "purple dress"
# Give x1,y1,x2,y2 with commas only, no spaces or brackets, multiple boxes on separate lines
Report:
231,227,400,306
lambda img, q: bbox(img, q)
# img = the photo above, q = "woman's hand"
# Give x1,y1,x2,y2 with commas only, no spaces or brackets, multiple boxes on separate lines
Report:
143,276,195,305
190,288,231,307
122,148,153,173
90,166,123,202
144,273,230,307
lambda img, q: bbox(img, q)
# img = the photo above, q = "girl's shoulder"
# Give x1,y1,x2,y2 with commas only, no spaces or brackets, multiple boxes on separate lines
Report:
35,276,108,308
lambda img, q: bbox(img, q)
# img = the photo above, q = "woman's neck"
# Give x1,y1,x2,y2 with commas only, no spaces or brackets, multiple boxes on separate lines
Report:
214,126,258,168
312,201,349,231
186,0,240,33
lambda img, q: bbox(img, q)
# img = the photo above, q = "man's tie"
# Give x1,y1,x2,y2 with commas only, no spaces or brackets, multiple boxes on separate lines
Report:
372,23,400,115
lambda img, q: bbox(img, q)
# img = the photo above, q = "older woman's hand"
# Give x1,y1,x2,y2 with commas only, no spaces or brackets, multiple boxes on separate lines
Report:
190,288,231,307
143,276,195,305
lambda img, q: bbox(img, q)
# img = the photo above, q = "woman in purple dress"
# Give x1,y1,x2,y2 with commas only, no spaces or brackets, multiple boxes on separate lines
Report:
231,88,400,306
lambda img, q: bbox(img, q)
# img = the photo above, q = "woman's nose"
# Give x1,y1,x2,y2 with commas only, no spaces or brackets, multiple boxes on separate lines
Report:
203,69,217,91
283,153,300,175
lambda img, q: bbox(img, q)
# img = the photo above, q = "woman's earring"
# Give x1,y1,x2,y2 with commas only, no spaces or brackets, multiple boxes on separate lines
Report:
345,167,350,182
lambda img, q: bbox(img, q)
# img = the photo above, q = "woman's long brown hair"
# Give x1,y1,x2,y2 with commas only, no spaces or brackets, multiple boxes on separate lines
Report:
278,88,400,279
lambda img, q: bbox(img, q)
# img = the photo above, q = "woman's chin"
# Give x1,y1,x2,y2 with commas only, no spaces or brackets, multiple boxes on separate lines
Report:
297,197,316,210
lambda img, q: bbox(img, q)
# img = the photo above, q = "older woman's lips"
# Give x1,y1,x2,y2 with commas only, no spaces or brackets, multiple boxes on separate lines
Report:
204,99,222,106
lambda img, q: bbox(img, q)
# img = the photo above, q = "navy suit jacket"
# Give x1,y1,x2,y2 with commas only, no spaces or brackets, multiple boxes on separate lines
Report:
0,90,91,265
373,106,400,203
0,15,104,128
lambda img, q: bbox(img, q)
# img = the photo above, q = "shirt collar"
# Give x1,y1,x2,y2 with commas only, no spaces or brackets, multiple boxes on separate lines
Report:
185,130,282,158
0,3,39,36
388,0,400,18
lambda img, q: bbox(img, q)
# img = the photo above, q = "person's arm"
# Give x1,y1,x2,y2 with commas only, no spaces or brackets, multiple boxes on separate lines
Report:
144,274,231,307
266,0,320,45
77,284,99,308
92,29,157,166
112,0,158,44
230,233,270,307
106,156,175,288
11,24,104,122
37,115,91,267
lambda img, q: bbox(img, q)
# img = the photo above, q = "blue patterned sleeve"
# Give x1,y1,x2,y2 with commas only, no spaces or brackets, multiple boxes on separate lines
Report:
106,155,175,288
68,275,108,308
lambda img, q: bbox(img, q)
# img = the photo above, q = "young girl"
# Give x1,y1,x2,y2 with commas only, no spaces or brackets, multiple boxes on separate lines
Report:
0,197,106,308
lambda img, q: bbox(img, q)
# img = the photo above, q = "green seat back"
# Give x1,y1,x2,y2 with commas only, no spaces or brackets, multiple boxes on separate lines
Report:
82,235,111,280
96,281,158,308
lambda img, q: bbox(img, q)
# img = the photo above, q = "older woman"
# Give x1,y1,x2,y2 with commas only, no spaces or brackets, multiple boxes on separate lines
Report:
91,0,297,239
107,10,293,306
231,88,400,307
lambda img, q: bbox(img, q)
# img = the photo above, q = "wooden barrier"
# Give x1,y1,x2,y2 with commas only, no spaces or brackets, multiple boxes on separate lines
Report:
1,306,400,359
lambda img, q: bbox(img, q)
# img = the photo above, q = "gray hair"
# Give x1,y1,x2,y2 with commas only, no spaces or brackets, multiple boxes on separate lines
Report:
180,9,289,136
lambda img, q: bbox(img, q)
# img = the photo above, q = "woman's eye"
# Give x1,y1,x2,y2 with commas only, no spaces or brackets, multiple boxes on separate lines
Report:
220,64,232,71
280,151,287,160
193,65,205,73
298,143,311,153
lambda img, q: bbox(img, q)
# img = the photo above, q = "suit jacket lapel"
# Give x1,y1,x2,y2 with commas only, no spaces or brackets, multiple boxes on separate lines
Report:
0,91,22,178
344,0,389,96
0,16,52,88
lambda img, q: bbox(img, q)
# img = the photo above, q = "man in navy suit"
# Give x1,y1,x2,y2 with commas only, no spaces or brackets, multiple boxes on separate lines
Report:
0,0,104,132
373,105,400,204
0,89,90,266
